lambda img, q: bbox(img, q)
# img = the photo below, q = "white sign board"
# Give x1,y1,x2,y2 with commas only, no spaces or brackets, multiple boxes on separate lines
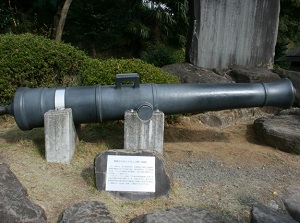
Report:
105,155,156,192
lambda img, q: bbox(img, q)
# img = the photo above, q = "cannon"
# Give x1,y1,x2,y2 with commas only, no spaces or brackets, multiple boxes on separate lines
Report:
0,73,296,130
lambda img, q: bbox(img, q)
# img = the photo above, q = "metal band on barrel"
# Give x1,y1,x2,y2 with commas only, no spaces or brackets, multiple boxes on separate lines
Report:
55,89,65,110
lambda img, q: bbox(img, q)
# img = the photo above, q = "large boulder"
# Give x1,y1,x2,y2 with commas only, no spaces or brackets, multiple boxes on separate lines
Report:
129,206,228,223
229,68,280,83
196,108,277,128
161,63,233,83
0,162,47,222
251,204,298,223
58,201,116,223
253,108,300,154
282,187,300,222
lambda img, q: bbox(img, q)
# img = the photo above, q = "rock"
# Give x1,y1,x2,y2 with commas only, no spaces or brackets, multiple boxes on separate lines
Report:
197,107,276,128
279,107,300,116
161,63,233,83
0,162,47,222
95,150,171,201
282,188,300,222
268,200,279,210
273,69,300,107
58,201,116,223
229,68,280,83
251,204,298,223
212,68,236,82
198,113,223,127
129,206,228,223
253,111,300,154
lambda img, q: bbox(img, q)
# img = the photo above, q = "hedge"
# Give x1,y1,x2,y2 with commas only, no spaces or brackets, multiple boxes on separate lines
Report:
0,33,179,105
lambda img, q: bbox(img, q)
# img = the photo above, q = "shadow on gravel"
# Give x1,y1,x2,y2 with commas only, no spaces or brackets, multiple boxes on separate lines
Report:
0,121,125,155
79,121,124,149
0,120,234,156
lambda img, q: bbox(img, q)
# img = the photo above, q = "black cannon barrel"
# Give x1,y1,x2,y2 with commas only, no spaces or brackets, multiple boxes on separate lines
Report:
0,74,295,130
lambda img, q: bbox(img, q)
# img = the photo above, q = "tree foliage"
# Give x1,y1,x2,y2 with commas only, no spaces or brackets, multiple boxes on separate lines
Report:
275,0,300,59
0,3,16,33
63,0,189,57
0,0,188,57
1,0,299,65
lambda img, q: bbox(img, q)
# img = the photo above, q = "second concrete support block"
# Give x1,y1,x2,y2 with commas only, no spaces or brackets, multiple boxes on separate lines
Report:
124,110,164,153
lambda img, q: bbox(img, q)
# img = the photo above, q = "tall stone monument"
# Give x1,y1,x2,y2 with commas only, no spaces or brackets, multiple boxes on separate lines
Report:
186,0,280,69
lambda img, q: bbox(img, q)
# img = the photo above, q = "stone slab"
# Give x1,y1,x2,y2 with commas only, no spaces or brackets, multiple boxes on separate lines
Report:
95,150,171,201
187,0,280,69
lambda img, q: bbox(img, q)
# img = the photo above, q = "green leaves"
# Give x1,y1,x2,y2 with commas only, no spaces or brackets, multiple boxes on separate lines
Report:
141,44,178,67
125,22,151,39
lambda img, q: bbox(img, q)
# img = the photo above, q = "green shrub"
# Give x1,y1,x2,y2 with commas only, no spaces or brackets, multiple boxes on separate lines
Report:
141,44,177,67
0,33,90,104
0,33,180,105
81,58,180,85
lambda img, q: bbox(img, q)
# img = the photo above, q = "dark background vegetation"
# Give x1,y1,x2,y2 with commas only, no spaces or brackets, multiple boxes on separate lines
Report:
0,0,189,61
2,0,299,63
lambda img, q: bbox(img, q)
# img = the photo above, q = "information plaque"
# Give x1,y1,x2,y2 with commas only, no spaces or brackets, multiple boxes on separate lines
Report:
105,155,155,192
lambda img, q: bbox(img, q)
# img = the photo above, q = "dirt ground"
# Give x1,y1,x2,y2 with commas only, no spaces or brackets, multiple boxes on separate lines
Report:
0,113,300,223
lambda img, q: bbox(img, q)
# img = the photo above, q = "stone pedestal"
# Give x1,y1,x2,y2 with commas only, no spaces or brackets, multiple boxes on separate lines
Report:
124,110,164,154
44,108,77,164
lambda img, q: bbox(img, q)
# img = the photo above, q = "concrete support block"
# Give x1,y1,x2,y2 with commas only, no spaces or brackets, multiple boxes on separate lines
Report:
44,108,77,164
124,110,164,153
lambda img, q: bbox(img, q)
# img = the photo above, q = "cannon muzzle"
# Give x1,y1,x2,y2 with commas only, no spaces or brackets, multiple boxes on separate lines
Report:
1,74,296,130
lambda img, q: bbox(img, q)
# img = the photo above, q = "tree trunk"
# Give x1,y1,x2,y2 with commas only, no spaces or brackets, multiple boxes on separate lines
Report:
55,0,72,42
185,0,194,63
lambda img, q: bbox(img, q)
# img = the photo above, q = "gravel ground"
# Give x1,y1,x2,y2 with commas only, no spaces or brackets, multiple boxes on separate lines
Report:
163,115,300,222
1,114,300,223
